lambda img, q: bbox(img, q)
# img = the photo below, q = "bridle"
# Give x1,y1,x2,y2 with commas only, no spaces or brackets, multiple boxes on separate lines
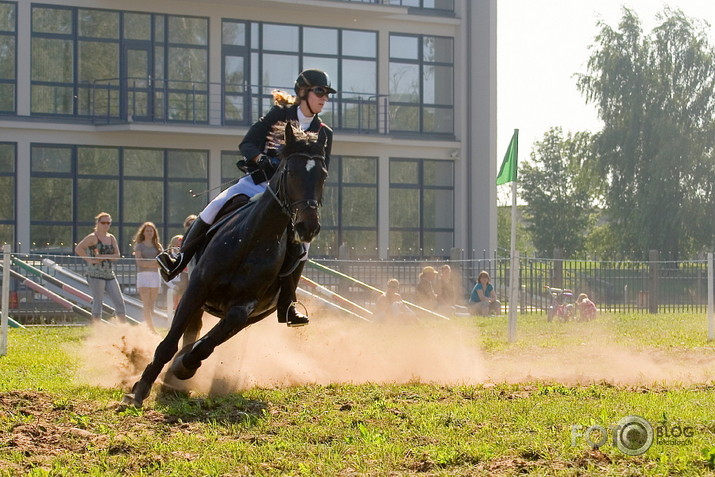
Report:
265,153,325,225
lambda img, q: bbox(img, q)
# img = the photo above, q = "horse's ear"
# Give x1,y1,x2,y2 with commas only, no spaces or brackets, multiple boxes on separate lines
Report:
284,121,296,146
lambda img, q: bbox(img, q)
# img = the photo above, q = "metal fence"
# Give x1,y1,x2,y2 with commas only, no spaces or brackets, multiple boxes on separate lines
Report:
3,252,713,323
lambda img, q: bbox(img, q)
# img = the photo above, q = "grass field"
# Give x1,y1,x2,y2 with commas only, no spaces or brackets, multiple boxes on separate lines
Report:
1,312,715,476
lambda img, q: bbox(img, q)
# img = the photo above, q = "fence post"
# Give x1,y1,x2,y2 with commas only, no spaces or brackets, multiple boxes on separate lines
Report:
649,249,659,314
1,244,10,356
708,252,714,341
553,248,563,288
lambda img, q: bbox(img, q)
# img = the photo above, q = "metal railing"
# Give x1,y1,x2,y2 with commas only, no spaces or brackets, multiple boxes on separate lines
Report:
5,252,711,324
88,77,390,135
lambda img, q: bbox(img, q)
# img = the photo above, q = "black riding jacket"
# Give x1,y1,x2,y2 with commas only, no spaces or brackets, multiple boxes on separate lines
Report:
238,104,333,170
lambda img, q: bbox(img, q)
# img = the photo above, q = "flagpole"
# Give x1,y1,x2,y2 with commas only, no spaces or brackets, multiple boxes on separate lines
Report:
508,178,518,342
496,128,519,342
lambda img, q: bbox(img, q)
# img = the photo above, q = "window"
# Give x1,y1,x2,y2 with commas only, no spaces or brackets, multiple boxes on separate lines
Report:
0,1,16,113
30,145,207,253
389,159,454,258
224,20,377,130
389,34,453,135
313,156,378,258
30,6,208,122
0,143,15,245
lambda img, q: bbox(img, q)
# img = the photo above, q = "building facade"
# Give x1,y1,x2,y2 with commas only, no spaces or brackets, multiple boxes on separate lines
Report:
0,0,496,260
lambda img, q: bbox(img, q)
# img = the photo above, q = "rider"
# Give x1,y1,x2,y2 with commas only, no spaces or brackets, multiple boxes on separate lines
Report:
156,68,335,327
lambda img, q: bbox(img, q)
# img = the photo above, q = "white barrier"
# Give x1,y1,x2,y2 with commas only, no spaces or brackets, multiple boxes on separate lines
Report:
1,244,10,356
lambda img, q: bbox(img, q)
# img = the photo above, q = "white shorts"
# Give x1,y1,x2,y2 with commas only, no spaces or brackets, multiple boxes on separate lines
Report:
137,271,162,289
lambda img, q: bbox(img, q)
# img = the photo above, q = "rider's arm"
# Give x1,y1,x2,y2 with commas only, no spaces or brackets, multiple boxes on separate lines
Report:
238,106,286,163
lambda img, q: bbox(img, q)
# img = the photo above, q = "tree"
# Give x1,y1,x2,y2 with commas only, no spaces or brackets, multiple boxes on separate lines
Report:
519,128,598,257
577,7,715,257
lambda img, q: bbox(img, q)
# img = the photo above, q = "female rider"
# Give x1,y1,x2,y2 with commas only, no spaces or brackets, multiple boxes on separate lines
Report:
156,69,335,327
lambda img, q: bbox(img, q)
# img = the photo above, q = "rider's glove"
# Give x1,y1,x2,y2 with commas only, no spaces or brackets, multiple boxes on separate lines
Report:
250,155,280,184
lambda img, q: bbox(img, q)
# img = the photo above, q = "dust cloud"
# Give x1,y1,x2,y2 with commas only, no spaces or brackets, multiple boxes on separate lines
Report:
77,309,715,397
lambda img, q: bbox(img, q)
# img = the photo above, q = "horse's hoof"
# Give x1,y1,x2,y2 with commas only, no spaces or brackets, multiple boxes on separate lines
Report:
123,380,151,408
169,355,198,380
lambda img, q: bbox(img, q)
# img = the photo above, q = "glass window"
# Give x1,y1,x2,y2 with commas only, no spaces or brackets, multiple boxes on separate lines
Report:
78,147,119,175
389,158,454,258
78,179,118,220
124,149,163,177
167,150,207,178
124,13,151,40
32,7,72,35
31,146,72,173
78,41,118,82
168,16,207,45
389,34,454,135
31,177,72,221
124,179,163,224
342,59,376,94
0,2,16,32
32,38,73,83
342,30,375,58
0,144,15,236
390,35,418,60
78,9,118,39
304,27,337,55
262,24,298,52
222,21,246,46
262,54,299,88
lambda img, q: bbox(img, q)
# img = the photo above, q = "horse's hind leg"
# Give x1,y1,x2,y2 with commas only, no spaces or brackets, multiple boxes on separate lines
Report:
169,304,252,380
124,304,205,407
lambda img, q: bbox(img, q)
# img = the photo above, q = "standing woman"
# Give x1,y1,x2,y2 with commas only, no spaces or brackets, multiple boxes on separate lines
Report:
133,222,163,332
156,69,335,327
75,212,127,322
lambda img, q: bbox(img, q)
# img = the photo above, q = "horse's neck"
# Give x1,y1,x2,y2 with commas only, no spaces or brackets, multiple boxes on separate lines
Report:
245,186,290,236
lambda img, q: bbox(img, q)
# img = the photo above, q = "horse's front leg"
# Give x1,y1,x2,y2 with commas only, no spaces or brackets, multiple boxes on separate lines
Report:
123,300,206,407
169,302,255,380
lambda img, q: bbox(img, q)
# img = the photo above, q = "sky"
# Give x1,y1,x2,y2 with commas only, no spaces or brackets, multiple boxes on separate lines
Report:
497,0,715,166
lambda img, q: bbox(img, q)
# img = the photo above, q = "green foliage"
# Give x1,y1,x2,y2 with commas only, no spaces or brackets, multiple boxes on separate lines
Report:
519,128,600,257
577,7,715,257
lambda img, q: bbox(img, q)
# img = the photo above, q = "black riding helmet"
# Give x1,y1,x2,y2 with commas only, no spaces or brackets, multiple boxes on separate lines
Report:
294,69,337,96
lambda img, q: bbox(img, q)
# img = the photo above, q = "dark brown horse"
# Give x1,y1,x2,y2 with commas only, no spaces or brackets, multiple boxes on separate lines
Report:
124,122,327,407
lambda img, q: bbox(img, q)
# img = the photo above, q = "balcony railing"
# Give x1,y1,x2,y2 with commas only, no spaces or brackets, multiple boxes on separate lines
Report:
321,0,454,14
89,77,390,135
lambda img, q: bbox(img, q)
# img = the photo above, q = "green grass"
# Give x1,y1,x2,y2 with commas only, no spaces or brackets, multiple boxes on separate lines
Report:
1,315,715,476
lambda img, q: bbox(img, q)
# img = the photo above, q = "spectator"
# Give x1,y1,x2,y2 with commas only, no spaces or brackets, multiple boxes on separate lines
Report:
469,270,501,316
415,266,439,308
375,278,414,319
75,212,127,323
133,222,163,332
577,293,598,320
437,264,456,308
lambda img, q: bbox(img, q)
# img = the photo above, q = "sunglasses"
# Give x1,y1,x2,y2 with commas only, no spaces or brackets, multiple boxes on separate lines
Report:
309,87,332,98
99,221,112,225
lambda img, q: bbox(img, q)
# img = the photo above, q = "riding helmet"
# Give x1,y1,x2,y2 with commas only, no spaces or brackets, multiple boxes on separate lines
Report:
294,69,337,95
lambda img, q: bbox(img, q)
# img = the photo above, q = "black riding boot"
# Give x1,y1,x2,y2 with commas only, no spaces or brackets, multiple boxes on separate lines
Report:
277,247,308,327
156,217,210,282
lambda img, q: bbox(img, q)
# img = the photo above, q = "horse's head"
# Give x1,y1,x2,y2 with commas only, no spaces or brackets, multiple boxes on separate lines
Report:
273,121,328,243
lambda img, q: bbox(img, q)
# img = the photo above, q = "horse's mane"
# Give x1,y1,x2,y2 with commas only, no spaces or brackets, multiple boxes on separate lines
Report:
266,121,321,159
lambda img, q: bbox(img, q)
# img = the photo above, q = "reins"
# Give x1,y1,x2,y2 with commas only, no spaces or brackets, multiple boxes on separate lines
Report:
265,153,325,225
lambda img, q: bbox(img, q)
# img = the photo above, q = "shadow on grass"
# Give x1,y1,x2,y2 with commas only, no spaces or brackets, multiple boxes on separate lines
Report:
154,379,267,426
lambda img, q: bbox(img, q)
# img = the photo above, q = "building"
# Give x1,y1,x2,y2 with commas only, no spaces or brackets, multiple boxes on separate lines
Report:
0,0,496,260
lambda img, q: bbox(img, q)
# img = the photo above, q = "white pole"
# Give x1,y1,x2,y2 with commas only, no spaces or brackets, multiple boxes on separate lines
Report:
1,244,10,356
508,179,518,342
708,252,714,341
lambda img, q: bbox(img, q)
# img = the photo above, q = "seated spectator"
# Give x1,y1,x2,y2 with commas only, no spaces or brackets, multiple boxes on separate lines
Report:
415,266,439,308
375,278,414,320
437,264,456,308
577,293,598,320
468,270,501,316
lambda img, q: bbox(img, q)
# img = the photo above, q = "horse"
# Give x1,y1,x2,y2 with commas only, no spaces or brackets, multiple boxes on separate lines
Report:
124,121,328,407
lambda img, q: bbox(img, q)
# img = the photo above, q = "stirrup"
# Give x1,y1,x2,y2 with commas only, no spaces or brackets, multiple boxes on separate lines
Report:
285,302,309,327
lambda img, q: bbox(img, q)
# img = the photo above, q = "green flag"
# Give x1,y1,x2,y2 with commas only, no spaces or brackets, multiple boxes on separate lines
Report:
496,129,518,185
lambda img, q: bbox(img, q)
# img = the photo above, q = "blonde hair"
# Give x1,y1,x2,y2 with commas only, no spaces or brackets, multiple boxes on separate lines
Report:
387,278,400,290
272,89,297,106
133,222,163,252
183,214,197,230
